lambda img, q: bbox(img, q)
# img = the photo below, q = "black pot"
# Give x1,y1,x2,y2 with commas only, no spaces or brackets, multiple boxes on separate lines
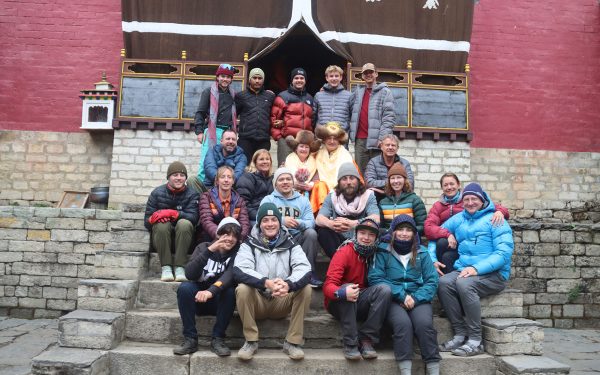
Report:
90,186,109,204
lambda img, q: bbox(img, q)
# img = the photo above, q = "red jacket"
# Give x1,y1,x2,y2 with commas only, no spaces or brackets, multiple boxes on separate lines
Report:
323,242,369,310
270,86,314,140
424,198,510,240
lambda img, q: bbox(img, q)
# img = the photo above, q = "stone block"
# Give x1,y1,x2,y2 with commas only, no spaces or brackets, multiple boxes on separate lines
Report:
0,228,27,240
46,218,85,230
575,256,600,267
104,242,149,252
562,304,584,318
498,355,570,375
0,251,23,262
559,243,586,255
20,275,52,286
553,255,574,267
10,240,45,252
553,319,573,329
77,279,138,313
559,231,574,243
95,210,122,220
0,275,20,285
521,231,539,243
43,287,68,299
536,267,580,279
59,309,125,350
60,209,96,219
51,276,79,288
109,343,189,375
94,251,147,280
27,230,51,241
23,252,57,262
85,220,108,231
110,230,150,244
88,232,112,244
34,309,64,319
482,318,543,356
58,253,86,264
480,290,523,318
535,293,569,304
45,241,74,253
51,229,89,242
528,305,551,318
74,243,104,255
12,262,78,277
587,244,600,256
47,299,77,311
33,207,61,218
31,347,109,375
0,297,18,307
19,297,47,308
539,229,560,243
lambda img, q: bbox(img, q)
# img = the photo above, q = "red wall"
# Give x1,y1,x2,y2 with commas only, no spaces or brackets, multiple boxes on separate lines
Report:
0,1,122,132
468,0,600,152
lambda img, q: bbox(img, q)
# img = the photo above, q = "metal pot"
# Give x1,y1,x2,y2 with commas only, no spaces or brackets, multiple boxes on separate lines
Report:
90,186,109,204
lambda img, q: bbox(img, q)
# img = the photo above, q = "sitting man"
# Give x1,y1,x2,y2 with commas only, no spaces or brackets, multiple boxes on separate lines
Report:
144,161,199,282
173,217,241,357
316,162,380,257
233,202,312,361
188,129,247,192
323,218,391,360
365,134,414,201
260,167,322,288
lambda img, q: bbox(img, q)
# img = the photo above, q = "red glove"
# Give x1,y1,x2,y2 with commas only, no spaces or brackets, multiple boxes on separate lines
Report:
162,209,180,221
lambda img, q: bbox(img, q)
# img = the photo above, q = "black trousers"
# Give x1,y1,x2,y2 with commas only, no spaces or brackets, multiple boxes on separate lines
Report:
435,238,458,274
237,138,271,163
316,226,347,258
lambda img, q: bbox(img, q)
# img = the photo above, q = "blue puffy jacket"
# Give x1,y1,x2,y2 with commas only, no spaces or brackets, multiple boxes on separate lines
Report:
428,192,514,280
203,145,248,188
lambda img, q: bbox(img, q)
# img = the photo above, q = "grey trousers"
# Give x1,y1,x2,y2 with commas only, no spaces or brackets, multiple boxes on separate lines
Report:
292,229,319,273
277,138,292,167
387,302,441,363
354,138,381,176
437,270,507,341
152,219,194,267
327,284,392,346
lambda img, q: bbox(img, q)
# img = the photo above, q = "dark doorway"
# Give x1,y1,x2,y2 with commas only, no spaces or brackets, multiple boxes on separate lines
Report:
249,22,347,96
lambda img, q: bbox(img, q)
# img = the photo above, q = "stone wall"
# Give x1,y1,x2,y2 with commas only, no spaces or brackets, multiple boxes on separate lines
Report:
0,130,114,205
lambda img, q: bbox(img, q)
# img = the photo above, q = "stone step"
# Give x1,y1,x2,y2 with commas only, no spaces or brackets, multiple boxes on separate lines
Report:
124,308,454,348
78,279,139,313
31,347,109,375
482,318,544,356
109,341,497,375
59,309,125,350
94,250,147,280
498,355,571,375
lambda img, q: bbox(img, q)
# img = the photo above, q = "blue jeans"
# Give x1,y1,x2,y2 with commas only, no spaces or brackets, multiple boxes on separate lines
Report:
177,281,236,339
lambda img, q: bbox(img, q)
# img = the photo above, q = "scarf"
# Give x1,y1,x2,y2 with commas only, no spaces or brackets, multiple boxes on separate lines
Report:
442,190,462,205
208,82,237,147
315,146,354,190
331,189,373,217
285,152,317,182
352,237,378,259
392,239,413,255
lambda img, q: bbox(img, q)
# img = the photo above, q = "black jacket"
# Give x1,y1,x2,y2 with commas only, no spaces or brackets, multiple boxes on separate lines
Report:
143,184,200,230
194,86,235,135
235,171,274,221
185,242,238,296
234,87,275,141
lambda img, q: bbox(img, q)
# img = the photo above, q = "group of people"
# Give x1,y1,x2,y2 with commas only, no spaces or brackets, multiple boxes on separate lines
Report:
142,62,515,373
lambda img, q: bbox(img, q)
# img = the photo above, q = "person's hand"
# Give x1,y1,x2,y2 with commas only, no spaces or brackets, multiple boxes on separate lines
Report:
195,290,213,303
197,133,204,143
346,284,360,302
491,211,505,226
459,266,478,278
448,234,457,249
403,295,415,310
330,219,344,233
208,235,234,253
273,120,283,128
284,217,299,229
271,278,289,297
433,261,445,276
369,187,385,195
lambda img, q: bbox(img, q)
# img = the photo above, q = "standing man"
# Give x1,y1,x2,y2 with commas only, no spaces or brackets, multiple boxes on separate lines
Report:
144,161,199,282
349,63,396,175
235,68,275,161
194,63,237,182
365,134,414,199
313,65,354,133
260,167,323,288
271,67,315,166
233,203,312,361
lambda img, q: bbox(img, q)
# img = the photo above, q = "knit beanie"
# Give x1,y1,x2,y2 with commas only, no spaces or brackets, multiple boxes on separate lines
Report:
256,202,282,225
215,63,236,77
273,167,295,188
462,182,489,205
217,217,241,233
387,162,408,179
249,68,265,80
167,161,187,179
337,162,360,181
290,67,307,81
381,214,420,246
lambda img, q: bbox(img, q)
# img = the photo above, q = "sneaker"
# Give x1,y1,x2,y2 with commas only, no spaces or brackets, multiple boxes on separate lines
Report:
439,336,466,352
161,266,174,282
343,344,362,361
211,337,231,357
173,337,197,355
282,340,304,360
237,341,258,361
359,339,377,359
452,342,485,357
174,266,187,282
309,277,324,289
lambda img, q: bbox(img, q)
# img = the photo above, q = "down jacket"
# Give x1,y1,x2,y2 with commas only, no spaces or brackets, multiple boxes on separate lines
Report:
428,194,514,280
349,83,395,149
365,154,415,190
203,145,248,189
379,192,427,234
313,84,354,131
270,86,315,140
233,226,311,293
235,171,274,222
198,188,250,240
144,184,199,230
234,87,275,142
323,241,371,310
424,194,510,240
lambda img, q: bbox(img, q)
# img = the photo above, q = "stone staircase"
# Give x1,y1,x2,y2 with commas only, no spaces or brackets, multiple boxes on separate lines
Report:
30,213,571,374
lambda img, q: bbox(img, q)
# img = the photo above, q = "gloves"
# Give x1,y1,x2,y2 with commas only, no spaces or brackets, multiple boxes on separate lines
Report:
149,209,180,224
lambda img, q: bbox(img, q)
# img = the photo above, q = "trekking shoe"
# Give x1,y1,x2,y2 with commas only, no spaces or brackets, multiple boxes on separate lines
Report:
174,266,187,282
343,345,362,361
172,337,198,355
452,342,485,357
210,337,231,357
282,340,304,360
359,339,378,359
237,341,258,361
309,277,324,289
439,336,466,352
161,266,174,282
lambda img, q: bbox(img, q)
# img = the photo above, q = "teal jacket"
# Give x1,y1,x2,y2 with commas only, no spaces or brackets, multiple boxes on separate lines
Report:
368,245,438,305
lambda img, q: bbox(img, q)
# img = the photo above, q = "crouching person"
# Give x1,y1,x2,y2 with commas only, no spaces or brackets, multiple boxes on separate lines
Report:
368,215,441,375
173,217,241,356
233,202,312,361
323,218,391,361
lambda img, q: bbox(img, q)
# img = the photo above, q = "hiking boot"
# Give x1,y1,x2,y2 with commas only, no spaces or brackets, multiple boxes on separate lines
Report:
282,341,304,360
359,339,378,359
237,341,258,361
174,266,187,282
210,337,231,357
173,337,197,355
161,266,174,282
309,277,324,289
343,345,362,361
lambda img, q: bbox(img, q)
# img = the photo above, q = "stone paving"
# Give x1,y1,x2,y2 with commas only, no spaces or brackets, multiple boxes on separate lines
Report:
0,316,598,374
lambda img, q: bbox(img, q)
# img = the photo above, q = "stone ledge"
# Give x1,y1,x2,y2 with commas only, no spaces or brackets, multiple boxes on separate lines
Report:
59,309,125,350
31,347,108,375
498,355,570,375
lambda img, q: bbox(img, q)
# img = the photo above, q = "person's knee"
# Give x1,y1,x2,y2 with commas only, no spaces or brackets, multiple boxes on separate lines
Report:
294,285,312,301
373,283,392,299
455,276,477,296
437,273,454,290
236,284,253,300
177,281,196,299
304,228,318,241
152,222,173,235
176,219,194,231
